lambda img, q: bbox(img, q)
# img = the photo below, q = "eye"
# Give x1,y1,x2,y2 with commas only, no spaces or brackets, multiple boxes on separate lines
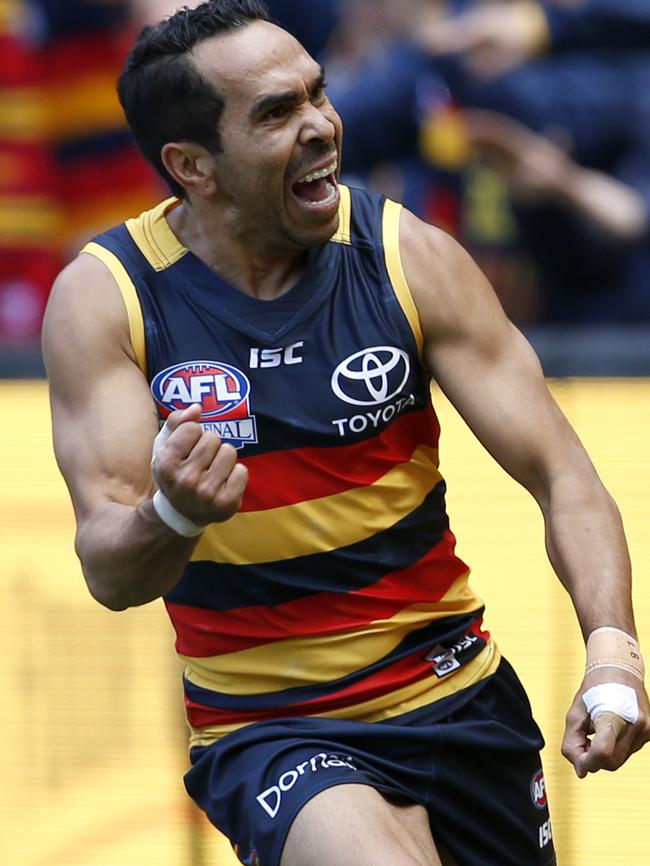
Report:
312,82,328,103
266,104,290,121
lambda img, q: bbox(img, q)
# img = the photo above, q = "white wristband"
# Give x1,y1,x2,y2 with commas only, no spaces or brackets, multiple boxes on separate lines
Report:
152,489,205,538
582,683,639,725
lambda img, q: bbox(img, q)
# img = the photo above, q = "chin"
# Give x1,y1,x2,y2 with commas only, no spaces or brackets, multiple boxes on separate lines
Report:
288,214,340,249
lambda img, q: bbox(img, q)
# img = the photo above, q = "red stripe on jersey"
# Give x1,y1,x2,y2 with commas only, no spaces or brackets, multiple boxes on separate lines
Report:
166,530,467,657
184,619,489,727
239,406,440,512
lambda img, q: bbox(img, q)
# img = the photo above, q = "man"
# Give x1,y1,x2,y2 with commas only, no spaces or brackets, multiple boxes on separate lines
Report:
42,2,649,865
414,0,650,80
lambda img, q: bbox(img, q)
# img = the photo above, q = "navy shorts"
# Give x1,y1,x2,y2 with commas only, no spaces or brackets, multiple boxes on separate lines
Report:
185,659,556,866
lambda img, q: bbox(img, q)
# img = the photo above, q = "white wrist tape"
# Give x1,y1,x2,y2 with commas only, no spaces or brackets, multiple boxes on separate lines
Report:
582,683,639,725
152,490,205,538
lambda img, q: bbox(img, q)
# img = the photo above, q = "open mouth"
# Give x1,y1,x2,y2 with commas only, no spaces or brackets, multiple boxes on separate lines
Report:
291,160,339,208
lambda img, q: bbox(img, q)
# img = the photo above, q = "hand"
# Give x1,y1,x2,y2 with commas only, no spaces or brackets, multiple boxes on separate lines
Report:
412,2,550,79
561,668,650,778
462,110,574,201
151,404,248,526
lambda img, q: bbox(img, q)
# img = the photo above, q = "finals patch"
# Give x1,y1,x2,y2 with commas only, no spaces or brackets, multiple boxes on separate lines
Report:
151,360,258,449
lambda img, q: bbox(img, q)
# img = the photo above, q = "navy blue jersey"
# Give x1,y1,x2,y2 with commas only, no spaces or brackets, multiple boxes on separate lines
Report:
82,184,496,747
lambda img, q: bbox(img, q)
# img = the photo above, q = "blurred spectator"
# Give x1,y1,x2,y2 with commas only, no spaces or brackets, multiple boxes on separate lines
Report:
0,0,185,345
415,0,650,80
4,0,650,337
265,0,339,61
406,1,650,322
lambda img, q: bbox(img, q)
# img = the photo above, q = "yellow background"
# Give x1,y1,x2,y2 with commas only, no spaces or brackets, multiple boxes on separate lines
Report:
1,379,648,865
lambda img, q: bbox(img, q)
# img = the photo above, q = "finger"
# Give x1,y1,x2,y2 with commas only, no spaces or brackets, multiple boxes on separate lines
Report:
196,443,240,500
165,403,202,433
153,422,204,484
577,714,629,776
561,727,590,779
182,430,224,472
561,704,592,778
202,462,249,523
218,462,249,507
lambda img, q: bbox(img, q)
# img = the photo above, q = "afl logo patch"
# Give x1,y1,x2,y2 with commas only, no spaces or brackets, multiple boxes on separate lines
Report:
151,360,258,449
530,770,547,809
332,346,410,406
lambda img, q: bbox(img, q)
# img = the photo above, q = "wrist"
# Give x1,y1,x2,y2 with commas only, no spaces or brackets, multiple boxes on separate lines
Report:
585,626,645,682
152,490,205,538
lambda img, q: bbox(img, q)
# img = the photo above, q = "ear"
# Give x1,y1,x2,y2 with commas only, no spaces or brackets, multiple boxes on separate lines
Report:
161,142,218,197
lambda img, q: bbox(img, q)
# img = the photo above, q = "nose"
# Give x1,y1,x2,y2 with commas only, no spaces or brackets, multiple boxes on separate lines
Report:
299,102,338,145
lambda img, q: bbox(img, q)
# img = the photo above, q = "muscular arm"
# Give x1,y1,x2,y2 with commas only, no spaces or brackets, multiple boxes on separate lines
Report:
42,254,246,610
399,208,649,772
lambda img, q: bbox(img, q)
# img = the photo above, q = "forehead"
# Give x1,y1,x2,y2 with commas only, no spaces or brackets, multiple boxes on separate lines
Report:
191,21,320,109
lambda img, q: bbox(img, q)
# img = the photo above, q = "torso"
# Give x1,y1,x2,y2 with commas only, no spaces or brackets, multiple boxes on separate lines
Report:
84,185,498,747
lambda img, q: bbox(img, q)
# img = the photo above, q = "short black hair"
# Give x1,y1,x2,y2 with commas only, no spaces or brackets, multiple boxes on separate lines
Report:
118,0,271,198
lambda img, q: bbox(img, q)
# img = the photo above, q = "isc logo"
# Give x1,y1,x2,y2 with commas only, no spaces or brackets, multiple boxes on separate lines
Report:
249,341,304,369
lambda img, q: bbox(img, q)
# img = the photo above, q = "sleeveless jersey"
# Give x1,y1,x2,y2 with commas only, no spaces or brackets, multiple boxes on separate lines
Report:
83,185,499,748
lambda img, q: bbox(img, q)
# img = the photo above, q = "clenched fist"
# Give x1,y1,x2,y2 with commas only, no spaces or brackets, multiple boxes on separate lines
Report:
152,404,248,527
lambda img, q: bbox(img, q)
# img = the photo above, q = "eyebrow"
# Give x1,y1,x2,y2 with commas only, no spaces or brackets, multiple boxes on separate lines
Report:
250,66,327,119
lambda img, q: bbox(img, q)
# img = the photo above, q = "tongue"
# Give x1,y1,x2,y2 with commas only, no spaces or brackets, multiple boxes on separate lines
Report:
293,176,330,203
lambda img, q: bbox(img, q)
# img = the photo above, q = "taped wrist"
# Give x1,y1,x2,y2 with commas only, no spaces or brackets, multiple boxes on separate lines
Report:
585,626,645,681
152,489,205,538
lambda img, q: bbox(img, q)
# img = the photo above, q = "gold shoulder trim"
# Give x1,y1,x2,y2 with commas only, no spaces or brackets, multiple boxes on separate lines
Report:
125,197,187,271
330,184,351,245
382,198,424,359
80,242,147,373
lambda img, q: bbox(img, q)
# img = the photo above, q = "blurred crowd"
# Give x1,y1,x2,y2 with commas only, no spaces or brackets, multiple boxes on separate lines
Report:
2,0,650,343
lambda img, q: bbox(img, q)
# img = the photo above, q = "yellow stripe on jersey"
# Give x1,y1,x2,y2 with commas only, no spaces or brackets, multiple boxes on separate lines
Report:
382,198,424,360
182,570,476,695
125,197,187,271
187,641,501,747
193,443,441,565
330,184,351,245
81,242,147,373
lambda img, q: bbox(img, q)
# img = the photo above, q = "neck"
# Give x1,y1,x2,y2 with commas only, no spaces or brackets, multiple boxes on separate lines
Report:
167,199,308,300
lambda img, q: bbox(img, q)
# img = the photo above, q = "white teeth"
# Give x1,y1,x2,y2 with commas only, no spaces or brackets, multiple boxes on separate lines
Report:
304,178,338,206
298,160,337,184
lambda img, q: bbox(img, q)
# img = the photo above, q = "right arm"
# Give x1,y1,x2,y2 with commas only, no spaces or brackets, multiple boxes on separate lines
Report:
42,253,247,611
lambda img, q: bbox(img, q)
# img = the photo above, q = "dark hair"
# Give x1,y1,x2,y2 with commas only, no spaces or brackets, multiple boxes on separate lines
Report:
118,0,270,198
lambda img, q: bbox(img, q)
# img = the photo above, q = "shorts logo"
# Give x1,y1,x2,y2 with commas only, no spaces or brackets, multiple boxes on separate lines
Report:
531,769,547,809
331,346,410,406
151,360,258,449
256,753,357,819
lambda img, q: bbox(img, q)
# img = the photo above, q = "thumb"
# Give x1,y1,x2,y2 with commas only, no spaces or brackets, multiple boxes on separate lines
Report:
151,404,202,466
165,402,202,432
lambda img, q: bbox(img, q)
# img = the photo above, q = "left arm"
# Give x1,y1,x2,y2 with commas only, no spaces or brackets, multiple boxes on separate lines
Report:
399,207,650,775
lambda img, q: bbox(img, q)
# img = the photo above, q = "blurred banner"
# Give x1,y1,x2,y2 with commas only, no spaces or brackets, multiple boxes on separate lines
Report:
1,379,649,865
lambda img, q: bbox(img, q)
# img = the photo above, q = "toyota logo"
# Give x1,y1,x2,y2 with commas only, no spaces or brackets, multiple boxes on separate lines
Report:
331,346,410,406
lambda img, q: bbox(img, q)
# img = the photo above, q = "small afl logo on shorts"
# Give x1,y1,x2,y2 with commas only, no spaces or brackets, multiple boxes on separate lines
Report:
151,360,258,449
531,769,547,809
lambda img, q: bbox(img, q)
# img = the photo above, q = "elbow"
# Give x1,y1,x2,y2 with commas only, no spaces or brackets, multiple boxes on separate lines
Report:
84,570,131,611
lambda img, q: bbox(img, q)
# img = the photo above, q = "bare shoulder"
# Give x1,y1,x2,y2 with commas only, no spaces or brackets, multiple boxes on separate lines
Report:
42,251,136,386
398,207,503,344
